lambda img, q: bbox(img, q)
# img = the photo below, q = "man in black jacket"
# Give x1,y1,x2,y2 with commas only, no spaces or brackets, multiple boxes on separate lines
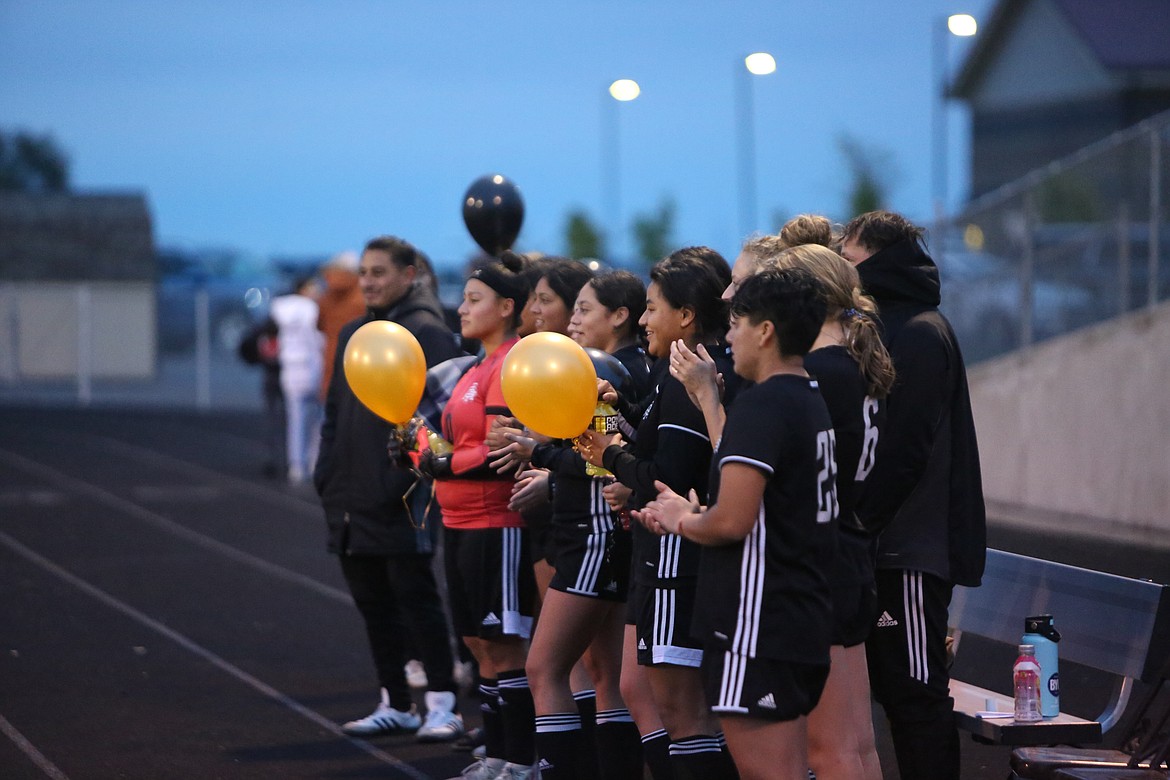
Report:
842,212,986,780
314,235,465,741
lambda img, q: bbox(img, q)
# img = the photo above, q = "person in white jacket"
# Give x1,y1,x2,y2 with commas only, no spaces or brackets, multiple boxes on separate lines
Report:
270,275,324,483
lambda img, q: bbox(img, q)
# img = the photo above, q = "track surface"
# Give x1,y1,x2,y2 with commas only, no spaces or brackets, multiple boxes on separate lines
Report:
2,405,1166,779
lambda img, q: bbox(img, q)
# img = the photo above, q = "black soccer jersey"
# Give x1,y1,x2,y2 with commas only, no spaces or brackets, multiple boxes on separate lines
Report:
604,344,738,585
695,373,836,664
611,344,653,404
805,345,884,589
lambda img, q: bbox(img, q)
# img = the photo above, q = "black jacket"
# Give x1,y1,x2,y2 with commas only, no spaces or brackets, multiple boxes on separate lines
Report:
855,238,986,587
314,283,462,556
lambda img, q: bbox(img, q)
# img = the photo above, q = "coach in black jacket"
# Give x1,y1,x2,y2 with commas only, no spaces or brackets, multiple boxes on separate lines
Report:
842,212,986,780
314,235,464,740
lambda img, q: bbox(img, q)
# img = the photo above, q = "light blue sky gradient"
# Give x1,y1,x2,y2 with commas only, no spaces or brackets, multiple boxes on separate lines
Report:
0,0,991,267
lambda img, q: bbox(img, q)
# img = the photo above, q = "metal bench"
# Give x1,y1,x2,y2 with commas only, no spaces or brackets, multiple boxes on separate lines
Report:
948,549,1170,747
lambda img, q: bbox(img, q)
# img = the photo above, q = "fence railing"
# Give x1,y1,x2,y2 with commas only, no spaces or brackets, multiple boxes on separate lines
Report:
937,110,1169,363
0,282,265,410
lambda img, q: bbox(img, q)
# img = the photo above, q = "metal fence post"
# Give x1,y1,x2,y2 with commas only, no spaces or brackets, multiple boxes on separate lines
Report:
1021,194,1036,348
195,287,211,410
1150,126,1163,310
77,284,92,405
0,284,16,383
1118,201,1131,314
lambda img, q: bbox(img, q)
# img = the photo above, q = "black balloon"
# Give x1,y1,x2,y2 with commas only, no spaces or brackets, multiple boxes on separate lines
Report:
462,174,524,255
585,348,633,396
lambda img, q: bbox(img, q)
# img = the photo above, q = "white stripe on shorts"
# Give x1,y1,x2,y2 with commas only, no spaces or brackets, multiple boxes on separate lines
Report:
571,480,610,595
730,504,766,657
653,586,675,650
501,527,531,638
657,533,681,579
715,650,750,713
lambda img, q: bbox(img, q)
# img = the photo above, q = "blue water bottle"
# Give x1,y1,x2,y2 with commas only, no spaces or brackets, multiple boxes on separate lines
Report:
1023,614,1061,717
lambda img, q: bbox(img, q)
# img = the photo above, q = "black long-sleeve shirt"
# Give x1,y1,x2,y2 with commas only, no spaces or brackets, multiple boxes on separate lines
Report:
855,239,986,587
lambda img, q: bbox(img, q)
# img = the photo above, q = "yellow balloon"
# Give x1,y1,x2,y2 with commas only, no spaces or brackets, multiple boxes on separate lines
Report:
343,321,427,424
501,332,598,438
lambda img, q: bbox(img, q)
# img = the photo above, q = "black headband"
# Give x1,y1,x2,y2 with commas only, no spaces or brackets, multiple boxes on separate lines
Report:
471,262,527,304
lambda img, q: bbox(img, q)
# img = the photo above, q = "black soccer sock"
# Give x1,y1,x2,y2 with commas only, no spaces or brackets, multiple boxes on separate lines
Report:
479,679,505,760
595,708,642,780
669,734,739,780
572,689,598,778
497,669,536,766
534,712,582,779
641,728,676,780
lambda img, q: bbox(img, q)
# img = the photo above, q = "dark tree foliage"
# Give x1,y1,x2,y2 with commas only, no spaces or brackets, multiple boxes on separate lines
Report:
0,130,70,193
564,209,605,261
632,197,675,268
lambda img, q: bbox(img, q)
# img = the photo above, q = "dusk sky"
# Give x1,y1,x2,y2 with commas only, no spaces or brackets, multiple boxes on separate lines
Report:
1,0,992,268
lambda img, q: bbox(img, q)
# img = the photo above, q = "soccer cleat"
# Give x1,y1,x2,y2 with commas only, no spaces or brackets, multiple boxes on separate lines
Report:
405,659,429,689
417,691,465,742
340,689,421,737
445,756,506,779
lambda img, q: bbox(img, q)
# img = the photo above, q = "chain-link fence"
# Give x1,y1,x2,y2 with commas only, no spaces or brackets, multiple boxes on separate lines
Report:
938,110,1170,363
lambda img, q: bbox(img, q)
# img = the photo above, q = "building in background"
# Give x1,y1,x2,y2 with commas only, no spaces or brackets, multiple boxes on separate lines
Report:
0,192,155,381
951,0,1170,198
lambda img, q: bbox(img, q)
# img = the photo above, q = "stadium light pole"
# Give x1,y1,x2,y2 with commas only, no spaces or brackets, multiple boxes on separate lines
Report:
736,52,777,239
932,13,978,245
604,78,640,262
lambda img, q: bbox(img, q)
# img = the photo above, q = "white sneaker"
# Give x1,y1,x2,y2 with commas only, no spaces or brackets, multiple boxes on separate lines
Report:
340,689,421,737
405,659,429,689
418,690,465,742
446,756,506,779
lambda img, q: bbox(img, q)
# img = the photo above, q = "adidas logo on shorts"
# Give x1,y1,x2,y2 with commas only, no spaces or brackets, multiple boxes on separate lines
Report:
605,580,618,592
876,611,898,628
757,693,777,709
538,759,553,770
637,638,647,651
482,612,502,627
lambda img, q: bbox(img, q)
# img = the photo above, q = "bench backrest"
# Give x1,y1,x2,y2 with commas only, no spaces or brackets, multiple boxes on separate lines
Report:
951,549,1170,682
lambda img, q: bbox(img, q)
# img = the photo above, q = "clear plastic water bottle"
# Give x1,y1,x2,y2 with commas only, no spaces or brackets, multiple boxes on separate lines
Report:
1013,644,1043,722
1023,614,1061,717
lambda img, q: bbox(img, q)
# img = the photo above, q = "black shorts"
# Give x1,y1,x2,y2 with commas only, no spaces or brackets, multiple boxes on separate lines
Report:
703,650,829,721
524,504,555,565
630,577,702,667
549,520,630,601
444,526,537,639
832,581,878,648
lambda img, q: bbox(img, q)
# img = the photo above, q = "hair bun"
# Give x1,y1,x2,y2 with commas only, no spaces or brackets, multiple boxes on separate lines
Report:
497,250,524,273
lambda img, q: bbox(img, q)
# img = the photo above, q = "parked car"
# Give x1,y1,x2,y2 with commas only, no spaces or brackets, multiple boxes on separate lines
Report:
1035,221,1170,317
935,243,1093,362
156,247,283,354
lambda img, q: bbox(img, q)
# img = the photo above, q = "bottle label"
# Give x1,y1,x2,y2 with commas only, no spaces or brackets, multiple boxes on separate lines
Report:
591,406,619,434
587,404,617,477
1048,672,1059,697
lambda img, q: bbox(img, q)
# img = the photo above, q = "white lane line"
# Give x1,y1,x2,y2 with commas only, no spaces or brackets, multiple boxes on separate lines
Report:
0,529,430,780
0,711,70,780
0,449,351,605
131,485,223,503
75,433,320,516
